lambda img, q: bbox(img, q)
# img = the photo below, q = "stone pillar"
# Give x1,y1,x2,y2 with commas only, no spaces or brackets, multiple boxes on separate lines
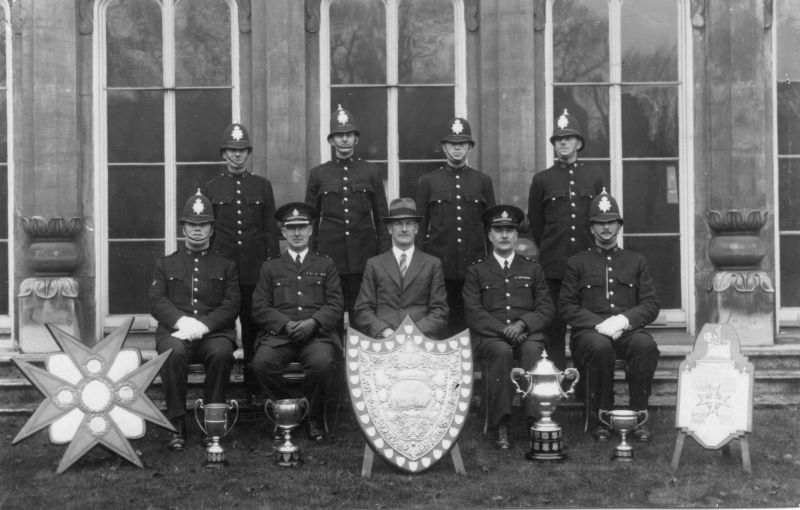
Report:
705,209,774,346
18,217,82,352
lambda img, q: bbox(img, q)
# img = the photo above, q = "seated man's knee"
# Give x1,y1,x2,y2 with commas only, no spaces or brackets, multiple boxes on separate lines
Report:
157,337,188,362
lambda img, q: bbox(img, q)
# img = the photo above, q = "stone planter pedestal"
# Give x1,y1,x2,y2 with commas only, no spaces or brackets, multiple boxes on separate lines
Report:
18,216,82,353
706,209,774,346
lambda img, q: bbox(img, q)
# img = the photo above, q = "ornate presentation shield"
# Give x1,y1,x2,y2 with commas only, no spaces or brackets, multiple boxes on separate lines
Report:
346,316,473,473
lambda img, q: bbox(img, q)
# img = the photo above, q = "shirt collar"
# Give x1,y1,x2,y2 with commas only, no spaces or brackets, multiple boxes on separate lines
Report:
184,248,209,257
288,248,309,262
225,169,250,178
592,245,619,256
493,252,515,268
392,245,415,263
335,156,355,164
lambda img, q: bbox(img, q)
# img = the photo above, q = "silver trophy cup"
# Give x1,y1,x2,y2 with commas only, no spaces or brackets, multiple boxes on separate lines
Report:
598,409,648,461
194,399,238,468
265,397,309,466
511,352,580,461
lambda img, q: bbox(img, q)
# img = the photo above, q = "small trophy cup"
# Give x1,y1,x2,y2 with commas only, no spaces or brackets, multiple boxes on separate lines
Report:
511,352,580,461
265,397,309,466
194,399,239,468
598,409,649,461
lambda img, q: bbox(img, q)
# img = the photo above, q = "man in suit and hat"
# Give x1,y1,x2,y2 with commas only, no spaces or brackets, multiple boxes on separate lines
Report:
149,190,240,451
354,198,448,339
560,190,660,442
462,205,554,449
250,202,343,441
203,122,281,399
305,105,390,332
527,109,605,370
416,117,495,337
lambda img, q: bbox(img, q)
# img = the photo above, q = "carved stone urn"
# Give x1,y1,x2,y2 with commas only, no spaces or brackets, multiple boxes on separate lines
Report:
21,216,83,275
706,209,768,269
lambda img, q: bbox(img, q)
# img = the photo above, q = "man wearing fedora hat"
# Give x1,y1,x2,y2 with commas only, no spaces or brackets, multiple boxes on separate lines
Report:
527,109,605,370
305,105,390,333
203,122,281,399
250,202,344,441
463,205,554,449
560,190,660,442
354,198,448,339
416,117,495,338
149,190,240,451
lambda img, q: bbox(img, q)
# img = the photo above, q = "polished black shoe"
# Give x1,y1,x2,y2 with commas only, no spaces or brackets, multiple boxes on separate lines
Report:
308,420,325,441
592,425,611,442
167,418,187,452
632,427,651,443
496,425,511,450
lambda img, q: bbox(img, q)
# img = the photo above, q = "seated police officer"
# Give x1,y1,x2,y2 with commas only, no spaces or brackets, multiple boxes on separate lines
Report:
149,190,240,451
559,190,660,442
462,205,554,449
250,203,343,441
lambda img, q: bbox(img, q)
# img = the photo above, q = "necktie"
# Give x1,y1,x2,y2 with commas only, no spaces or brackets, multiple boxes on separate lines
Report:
503,260,509,273
295,254,302,268
399,252,408,278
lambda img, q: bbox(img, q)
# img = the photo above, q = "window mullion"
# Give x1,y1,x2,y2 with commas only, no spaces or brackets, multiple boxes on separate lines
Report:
163,2,177,254
608,0,624,229
386,0,400,200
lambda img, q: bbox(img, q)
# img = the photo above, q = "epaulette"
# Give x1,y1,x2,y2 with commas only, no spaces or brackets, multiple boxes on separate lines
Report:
470,257,487,265
315,251,334,260
266,255,279,261
249,173,272,185
519,254,535,262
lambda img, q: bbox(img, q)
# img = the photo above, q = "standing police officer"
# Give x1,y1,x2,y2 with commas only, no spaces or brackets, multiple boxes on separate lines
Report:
462,205,554,449
305,105,390,331
559,190,660,442
416,117,495,337
149,191,240,451
203,123,280,397
250,203,343,441
527,109,605,369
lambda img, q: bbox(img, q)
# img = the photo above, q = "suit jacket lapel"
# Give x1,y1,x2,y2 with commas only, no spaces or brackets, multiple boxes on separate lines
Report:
402,251,423,288
379,251,402,289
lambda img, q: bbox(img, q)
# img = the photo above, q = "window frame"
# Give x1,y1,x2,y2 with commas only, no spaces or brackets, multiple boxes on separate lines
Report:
93,0,241,334
0,0,13,338
318,0,467,200
544,0,695,332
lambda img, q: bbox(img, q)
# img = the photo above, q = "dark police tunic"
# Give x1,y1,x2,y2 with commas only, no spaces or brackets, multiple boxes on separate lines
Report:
462,254,554,427
250,250,343,418
416,165,496,280
527,161,604,280
559,245,660,414
305,157,390,275
203,171,280,286
149,248,240,418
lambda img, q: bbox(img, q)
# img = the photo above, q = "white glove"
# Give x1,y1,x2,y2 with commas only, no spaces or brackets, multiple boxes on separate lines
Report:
173,317,209,340
595,314,629,340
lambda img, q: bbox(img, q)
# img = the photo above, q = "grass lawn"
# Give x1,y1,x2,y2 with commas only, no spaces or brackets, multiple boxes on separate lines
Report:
2,404,799,509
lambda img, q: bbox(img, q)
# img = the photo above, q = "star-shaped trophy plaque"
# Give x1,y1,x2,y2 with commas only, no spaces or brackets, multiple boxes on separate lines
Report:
12,318,174,473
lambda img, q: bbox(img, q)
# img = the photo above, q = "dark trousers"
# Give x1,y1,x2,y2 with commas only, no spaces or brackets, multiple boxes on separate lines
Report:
340,273,363,332
156,334,234,420
445,278,466,338
250,340,336,421
544,278,567,370
570,329,659,423
475,337,545,429
239,284,259,394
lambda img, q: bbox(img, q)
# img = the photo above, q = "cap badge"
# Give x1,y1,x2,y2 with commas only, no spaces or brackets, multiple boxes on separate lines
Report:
192,198,205,215
337,106,349,126
292,208,300,217
451,118,464,135
557,109,570,130
231,125,244,141
598,196,612,213
501,210,509,219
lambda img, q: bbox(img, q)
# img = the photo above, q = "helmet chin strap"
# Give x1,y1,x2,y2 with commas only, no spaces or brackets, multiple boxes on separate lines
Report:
443,145,469,167
223,151,248,171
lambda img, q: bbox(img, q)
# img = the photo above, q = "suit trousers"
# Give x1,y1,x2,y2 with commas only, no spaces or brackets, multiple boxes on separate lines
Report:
250,340,336,421
156,334,234,420
570,329,659,422
475,338,545,429
543,278,567,371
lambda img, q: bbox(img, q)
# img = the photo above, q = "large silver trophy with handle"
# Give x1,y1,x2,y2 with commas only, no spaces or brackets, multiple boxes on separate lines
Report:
265,397,309,466
511,352,579,460
194,399,239,468
599,409,648,461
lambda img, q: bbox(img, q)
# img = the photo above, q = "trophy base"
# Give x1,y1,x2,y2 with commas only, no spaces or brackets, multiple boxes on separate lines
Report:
612,447,635,462
526,427,566,461
274,447,303,467
204,450,229,468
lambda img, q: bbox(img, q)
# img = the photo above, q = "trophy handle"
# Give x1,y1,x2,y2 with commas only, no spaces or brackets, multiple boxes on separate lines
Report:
509,367,529,396
194,399,208,436
598,408,611,428
636,409,649,427
297,397,310,423
264,399,276,425
227,400,239,435
559,368,580,399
